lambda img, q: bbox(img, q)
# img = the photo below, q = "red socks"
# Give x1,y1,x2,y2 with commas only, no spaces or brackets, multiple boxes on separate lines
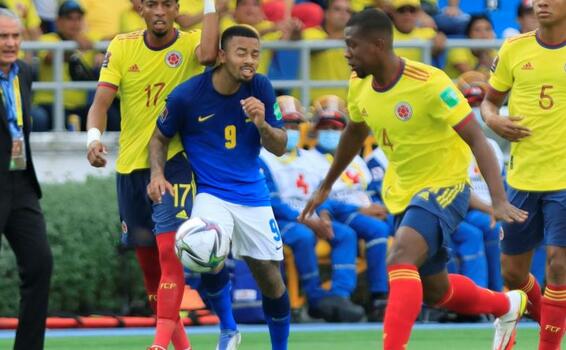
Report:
518,274,542,323
383,265,422,350
539,285,566,350
436,274,510,317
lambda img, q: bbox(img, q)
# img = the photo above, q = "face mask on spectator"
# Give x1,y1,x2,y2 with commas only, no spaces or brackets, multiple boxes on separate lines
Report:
318,130,341,152
286,129,300,151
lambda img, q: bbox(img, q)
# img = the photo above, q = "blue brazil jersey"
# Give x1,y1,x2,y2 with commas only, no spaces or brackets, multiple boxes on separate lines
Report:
157,69,283,206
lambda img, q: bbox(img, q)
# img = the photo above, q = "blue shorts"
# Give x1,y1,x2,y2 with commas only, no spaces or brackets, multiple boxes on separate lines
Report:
394,184,470,276
501,188,566,255
117,152,195,247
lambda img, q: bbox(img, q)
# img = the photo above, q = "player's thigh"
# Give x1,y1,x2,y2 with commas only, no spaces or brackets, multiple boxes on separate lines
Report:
116,171,155,247
152,152,196,234
542,190,566,250
501,188,544,255
190,193,235,240
231,205,283,262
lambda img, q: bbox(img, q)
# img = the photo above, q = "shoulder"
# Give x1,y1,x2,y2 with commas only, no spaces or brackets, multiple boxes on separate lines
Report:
402,59,434,83
178,29,201,41
16,60,32,81
39,32,59,42
412,27,437,40
498,31,536,54
170,71,208,102
110,30,145,46
252,73,274,93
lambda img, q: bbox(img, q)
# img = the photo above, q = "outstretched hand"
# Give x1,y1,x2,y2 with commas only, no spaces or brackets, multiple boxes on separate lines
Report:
299,187,331,222
493,200,528,224
147,175,174,204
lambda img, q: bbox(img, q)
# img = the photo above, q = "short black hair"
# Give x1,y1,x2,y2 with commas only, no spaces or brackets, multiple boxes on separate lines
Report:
346,8,392,40
465,14,493,37
517,2,534,17
221,25,260,50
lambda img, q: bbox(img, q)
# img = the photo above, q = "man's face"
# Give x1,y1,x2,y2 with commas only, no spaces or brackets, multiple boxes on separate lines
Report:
131,0,142,11
344,25,378,78
391,5,418,33
533,0,566,26
141,0,179,37
0,17,21,68
57,12,83,39
469,19,494,39
220,36,260,83
326,0,351,32
234,0,262,26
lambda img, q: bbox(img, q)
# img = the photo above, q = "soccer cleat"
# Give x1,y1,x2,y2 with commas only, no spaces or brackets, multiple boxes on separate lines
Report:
492,290,527,350
216,329,241,350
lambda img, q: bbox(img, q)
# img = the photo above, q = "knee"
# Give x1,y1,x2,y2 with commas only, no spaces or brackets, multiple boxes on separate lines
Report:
546,247,566,283
423,285,446,306
501,258,529,288
332,223,357,248
22,248,53,284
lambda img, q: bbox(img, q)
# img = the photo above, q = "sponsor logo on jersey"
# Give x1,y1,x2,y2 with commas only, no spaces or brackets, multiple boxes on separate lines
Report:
128,64,140,72
521,62,534,70
197,114,215,122
102,51,112,68
159,107,168,123
165,51,183,68
274,102,283,120
361,108,368,118
394,102,413,121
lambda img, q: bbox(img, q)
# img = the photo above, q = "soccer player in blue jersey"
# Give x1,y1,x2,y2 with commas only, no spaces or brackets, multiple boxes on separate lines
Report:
147,25,289,350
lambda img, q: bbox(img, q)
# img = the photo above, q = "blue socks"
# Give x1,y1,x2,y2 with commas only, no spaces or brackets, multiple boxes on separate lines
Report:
202,267,238,331
262,290,290,350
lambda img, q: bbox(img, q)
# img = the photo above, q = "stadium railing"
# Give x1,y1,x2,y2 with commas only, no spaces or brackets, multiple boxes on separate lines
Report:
23,38,504,132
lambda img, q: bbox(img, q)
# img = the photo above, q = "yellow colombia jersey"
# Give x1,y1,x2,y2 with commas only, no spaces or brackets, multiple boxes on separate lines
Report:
99,29,204,174
489,31,566,191
348,58,472,214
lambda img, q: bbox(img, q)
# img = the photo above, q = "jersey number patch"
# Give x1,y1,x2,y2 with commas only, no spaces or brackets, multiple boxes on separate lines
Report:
144,82,166,107
225,125,237,149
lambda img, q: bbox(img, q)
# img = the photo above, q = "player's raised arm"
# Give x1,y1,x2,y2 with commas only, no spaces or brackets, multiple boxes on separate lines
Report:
299,120,369,221
195,0,220,65
147,126,174,204
86,85,117,168
455,116,527,224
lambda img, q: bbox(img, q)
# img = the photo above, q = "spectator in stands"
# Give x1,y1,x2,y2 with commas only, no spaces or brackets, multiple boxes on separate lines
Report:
259,96,365,322
79,0,130,40
503,0,537,38
444,14,496,79
33,0,57,33
389,0,445,63
300,0,351,101
32,0,98,131
2,0,42,39
120,0,144,33
426,0,471,37
307,95,391,321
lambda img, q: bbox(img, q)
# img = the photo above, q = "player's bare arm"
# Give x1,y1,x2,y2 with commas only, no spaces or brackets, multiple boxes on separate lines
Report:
195,0,220,65
455,116,528,223
469,192,496,228
147,127,175,203
86,85,117,168
300,120,370,221
241,97,287,156
480,87,531,142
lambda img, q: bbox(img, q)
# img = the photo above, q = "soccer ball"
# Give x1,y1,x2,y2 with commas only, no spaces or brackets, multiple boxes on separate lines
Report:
175,217,230,273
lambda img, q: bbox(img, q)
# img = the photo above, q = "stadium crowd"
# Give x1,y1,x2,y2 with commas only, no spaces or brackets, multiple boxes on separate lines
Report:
13,0,547,324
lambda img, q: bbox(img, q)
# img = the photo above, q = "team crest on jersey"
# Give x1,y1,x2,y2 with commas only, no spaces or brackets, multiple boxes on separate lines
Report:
102,51,111,68
394,102,412,121
165,51,183,68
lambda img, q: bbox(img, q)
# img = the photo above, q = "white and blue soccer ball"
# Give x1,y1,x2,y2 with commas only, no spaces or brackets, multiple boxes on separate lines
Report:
175,217,230,273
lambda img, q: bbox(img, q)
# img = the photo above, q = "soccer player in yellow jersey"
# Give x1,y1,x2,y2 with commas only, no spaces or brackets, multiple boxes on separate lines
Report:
300,9,529,350
481,1,566,348
85,0,219,349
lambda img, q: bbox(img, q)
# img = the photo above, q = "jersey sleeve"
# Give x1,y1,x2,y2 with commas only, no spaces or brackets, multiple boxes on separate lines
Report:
427,70,473,127
488,40,513,93
257,75,284,129
98,37,123,88
347,74,364,123
185,29,202,68
157,91,184,138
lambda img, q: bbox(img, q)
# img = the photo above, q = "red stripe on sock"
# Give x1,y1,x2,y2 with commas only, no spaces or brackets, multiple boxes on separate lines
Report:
518,274,541,323
383,265,422,350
